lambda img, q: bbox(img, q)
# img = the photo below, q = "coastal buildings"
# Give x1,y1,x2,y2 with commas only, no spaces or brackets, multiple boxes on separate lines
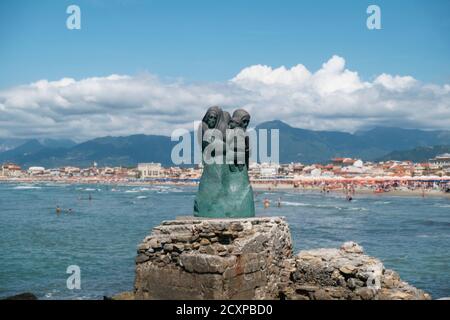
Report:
61,166,81,176
1,155,450,183
332,158,357,167
430,153,450,168
259,163,281,178
1,163,22,177
137,163,163,178
28,166,45,175
248,162,283,179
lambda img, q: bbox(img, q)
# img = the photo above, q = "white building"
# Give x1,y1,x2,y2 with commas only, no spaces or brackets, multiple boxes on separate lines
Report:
138,163,163,178
28,166,45,175
259,163,280,178
430,153,450,168
1,163,22,177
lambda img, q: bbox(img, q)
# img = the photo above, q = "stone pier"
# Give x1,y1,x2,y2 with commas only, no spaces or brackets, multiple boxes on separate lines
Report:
134,217,292,299
132,217,430,300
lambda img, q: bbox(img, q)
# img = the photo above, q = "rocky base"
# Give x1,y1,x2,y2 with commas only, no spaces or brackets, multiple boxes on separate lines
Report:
284,242,431,300
134,217,292,299
133,217,431,300
2,292,38,300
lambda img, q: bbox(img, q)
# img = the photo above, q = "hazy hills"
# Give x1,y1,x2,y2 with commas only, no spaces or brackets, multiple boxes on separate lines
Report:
1,121,450,167
256,121,450,164
377,145,450,163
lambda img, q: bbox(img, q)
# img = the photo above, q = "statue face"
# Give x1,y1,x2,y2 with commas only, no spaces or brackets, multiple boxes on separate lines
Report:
241,117,250,129
229,119,239,129
230,109,250,131
206,112,218,128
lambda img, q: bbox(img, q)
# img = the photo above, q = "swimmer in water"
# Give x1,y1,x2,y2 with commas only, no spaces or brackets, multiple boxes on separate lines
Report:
263,198,270,209
277,197,282,208
56,206,61,214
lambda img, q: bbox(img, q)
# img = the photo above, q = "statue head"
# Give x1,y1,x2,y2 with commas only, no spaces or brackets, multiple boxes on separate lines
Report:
202,106,222,129
230,109,251,130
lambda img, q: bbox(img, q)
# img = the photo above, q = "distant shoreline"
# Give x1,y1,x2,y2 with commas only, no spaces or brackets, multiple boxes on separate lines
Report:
1,177,450,199
252,183,450,199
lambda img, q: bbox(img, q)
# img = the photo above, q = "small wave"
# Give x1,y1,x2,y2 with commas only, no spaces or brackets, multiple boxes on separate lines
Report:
345,207,368,212
43,183,68,187
315,204,343,210
281,201,309,207
136,196,148,199
125,190,139,193
84,188,96,191
281,201,345,210
373,201,391,205
13,185,42,190
280,201,346,210
43,289,59,299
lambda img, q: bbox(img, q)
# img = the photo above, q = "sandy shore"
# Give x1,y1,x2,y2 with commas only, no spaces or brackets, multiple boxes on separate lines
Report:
251,183,450,199
2,177,450,199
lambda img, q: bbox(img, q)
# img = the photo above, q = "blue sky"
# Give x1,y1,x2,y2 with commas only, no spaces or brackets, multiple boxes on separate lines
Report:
0,0,449,88
0,0,449,139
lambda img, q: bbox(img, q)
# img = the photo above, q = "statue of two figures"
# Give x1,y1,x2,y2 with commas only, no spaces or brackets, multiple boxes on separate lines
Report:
194,106,255,218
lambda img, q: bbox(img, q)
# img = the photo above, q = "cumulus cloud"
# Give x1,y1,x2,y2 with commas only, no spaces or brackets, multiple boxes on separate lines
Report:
373,74,417,92
0,55,449,141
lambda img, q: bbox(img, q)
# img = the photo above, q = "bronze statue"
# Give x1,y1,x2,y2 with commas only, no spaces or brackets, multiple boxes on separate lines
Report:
194,107,255,218
227,109,251,172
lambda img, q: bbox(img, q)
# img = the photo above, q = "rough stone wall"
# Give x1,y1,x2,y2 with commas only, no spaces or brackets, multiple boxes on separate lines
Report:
134,217,293,300
133,218,430,300
282,242,431,300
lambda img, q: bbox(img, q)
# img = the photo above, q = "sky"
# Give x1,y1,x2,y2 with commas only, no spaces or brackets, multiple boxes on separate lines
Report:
0,0,449,141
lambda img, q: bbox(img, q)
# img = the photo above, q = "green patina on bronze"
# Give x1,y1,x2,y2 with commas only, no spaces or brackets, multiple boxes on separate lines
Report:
194,107,255,218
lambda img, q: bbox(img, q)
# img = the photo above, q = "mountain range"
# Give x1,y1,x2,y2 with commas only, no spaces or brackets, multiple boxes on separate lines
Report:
377,145,450,163
0,138,76,153
1,120,450,167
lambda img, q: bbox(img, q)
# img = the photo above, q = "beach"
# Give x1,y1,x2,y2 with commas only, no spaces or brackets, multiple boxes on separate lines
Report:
2,176,450,199
251,182,450,199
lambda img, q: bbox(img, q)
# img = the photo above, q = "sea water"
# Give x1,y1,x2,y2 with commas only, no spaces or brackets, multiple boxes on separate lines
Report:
0,183,449,299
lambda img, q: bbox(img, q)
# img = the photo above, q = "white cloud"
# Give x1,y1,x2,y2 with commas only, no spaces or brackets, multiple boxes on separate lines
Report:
373,73,417,91
0,55,449,141
231,64,311,88
232,55,367,96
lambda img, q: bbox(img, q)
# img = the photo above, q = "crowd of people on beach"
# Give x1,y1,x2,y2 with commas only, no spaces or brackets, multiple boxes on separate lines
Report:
288,179,450,196
254,179,450,208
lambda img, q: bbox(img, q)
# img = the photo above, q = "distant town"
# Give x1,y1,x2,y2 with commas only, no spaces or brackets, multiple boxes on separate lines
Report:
2,153,450,184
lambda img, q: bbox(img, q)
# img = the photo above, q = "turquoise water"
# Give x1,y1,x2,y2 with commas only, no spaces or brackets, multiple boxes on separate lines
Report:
0,182,449,299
